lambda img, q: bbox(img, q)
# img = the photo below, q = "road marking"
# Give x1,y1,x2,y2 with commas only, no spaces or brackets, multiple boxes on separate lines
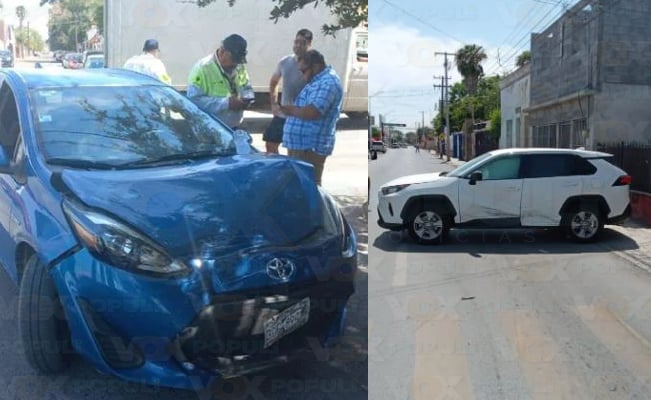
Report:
392,252,408,287
500,310,580,399
576,303,651,386
410,302,474,400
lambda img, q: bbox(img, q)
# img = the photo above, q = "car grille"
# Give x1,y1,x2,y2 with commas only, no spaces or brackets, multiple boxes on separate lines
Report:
170,280,354,375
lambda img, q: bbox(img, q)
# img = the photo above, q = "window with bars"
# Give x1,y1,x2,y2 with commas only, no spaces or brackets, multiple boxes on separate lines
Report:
559,122,571,148
572,118,587,147
532,124,558,147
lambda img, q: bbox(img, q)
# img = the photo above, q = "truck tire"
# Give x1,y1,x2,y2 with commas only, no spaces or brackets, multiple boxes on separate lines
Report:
18,254,71,373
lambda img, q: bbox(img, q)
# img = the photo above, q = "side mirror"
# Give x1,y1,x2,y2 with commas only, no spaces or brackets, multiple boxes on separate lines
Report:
469,170,483,185
370,150,377,160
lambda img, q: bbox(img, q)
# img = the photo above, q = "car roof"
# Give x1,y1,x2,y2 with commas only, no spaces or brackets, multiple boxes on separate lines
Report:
487,147,612,158
2,68,166,88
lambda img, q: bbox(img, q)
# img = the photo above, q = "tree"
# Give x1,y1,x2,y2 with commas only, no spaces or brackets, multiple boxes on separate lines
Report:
196,0,367,35
16,5,26,57
516,50,531,67
455,44,487,142
455,44,487,97
15,27,45,54
47,0,102,51
371,127,381,140
488,108,501,139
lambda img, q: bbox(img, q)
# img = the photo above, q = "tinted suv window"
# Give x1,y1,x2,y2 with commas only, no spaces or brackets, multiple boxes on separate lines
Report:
522,154,597,178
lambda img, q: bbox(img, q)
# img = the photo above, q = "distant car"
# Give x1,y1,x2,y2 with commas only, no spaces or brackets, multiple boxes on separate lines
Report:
62,52,83,69
54,50,67,62
390,142,400,148
83,54,105,68
0,50,14,68
82,50,104,65
0,68,357,390
371,140,386,153
378,148,632,244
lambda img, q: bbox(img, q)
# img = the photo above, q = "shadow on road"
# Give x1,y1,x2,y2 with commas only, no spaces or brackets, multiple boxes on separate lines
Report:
332,195,368,392
372,227,640,255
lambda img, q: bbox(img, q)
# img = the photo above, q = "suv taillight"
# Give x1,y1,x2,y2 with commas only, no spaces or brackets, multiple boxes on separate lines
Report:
613,175,632,186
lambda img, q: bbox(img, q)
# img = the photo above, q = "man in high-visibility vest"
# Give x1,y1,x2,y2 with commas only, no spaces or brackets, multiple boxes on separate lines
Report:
123,39,171,85
187,34,254,129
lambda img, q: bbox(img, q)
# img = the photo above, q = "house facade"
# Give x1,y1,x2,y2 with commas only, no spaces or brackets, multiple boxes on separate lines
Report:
500,63,530,148
0,20,15,55
526,0,651,149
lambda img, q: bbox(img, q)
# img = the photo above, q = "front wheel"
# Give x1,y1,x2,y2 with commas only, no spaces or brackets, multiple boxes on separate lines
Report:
407,207,449,245
563,206,603,243
18,254,71,374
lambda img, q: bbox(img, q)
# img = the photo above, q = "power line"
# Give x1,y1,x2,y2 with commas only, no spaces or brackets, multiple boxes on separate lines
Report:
485,2,568,75
380,0,465,45
495,1,547,50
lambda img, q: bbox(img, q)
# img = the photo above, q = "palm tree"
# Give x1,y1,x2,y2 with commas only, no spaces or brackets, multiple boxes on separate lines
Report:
455,44,487,158
16,5,26,58
455,44,487,97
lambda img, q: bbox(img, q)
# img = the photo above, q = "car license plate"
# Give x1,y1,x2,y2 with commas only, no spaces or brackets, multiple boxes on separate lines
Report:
263,297,310,348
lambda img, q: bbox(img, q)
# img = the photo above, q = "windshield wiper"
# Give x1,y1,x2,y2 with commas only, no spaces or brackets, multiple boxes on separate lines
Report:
46,158,120,169
117,150,231,168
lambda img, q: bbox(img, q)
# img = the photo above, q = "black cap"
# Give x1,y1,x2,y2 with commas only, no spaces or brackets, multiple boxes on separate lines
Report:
222,34,247,63
143,39,159,52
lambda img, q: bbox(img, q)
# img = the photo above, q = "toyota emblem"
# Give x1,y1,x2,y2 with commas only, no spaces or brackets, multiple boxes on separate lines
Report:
266,258,296,282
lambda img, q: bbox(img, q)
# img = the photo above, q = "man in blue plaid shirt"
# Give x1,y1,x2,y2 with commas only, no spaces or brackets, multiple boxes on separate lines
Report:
280,49,343,186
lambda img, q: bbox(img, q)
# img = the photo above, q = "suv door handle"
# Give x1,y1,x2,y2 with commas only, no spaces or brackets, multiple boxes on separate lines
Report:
505,186,520,192
563,182,579,187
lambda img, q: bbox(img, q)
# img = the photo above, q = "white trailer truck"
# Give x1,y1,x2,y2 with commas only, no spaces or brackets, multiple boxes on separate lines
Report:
104,0,367,116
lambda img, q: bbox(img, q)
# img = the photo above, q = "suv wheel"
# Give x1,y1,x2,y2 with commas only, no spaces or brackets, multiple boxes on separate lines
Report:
564,205,603,242
407,206,448,244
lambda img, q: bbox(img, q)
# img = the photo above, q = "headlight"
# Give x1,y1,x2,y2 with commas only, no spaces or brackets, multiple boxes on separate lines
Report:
381,184,410,195
319,189,355,257
341,218,356,258
62,200,189,278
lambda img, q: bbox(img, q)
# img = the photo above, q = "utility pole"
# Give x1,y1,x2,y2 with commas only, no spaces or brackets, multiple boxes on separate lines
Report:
433,75,449,159
435,51,455,161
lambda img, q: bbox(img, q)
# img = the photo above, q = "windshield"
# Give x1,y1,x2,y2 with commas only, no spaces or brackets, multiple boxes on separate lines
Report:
446,152,494,177
31,85,236,168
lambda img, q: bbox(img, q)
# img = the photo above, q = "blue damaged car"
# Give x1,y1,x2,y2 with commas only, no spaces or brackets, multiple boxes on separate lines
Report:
0,69,357,389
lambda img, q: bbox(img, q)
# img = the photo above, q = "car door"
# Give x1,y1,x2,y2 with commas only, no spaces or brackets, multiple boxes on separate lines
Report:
457,155,524,226
0,81,24,273
520,154,591,226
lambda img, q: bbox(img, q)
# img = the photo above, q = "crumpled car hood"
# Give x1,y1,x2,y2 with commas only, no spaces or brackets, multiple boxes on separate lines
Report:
58,154,324,258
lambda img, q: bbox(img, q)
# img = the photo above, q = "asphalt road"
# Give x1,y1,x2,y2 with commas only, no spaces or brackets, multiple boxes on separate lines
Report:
1,61,368,400
369,147,651,400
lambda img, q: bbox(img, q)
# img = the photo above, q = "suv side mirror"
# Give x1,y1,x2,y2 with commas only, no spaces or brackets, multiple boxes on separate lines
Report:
370,150,377,160
469,170,483,185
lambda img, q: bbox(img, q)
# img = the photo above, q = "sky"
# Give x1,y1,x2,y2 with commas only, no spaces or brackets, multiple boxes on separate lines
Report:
1,0,50,40
370,0,582,131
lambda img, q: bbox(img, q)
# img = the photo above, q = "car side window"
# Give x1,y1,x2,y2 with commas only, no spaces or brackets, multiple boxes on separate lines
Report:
477,156,521,180
523,154,596,178
0,82,21,159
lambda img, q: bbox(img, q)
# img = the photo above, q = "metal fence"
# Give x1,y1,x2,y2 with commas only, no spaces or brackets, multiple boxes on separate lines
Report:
596,142,651,193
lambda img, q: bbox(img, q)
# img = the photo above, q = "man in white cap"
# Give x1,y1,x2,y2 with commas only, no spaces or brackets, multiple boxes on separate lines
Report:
123,39,171,85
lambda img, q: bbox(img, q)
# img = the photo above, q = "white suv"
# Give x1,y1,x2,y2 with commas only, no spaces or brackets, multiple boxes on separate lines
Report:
377,148,631,244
